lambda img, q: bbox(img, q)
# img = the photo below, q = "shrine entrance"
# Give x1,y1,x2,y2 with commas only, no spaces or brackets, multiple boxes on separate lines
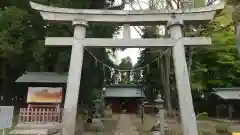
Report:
103,84,145,114
29,2,224,135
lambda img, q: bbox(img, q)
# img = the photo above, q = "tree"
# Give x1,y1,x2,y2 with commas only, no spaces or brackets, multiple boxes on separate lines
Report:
0,0,125,106
118,56,133,84
191,18,240,91
134,0,230,113
226,0,240,56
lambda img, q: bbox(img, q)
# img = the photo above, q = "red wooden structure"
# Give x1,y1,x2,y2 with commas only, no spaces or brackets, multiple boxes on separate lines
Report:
111,101,122,113
104,84,145,114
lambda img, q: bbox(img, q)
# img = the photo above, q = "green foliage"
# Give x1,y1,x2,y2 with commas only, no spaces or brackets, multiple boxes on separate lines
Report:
198,130,217,135
84,89,101,105
118,56,133,83
227,0,240,5
196,112,208,120
134,47,162,102
215,123,230,133
0,7,27,58
175,130,218,135
191,10,240,90
194,0,205,7
0,0,124,104
133,2,240,109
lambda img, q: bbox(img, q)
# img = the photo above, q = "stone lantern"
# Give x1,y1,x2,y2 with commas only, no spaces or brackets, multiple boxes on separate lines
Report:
93,99,104,118
155,94,164,110
153,94,165,135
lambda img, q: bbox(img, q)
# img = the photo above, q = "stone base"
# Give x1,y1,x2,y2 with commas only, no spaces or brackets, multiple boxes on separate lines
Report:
228,125,240,133
9,123,62,135
85,119,104,132
9,129,60,135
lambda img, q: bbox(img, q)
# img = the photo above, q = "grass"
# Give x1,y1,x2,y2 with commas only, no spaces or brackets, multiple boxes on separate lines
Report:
215,122,231,134
80,114,119,135
196,112,209,120
83,119,117,135
130,114,156,135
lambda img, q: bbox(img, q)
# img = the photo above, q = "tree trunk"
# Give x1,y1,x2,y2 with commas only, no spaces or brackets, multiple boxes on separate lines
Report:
1,59,7,103
236,20,240,56
187,47,193,78
164,50,173,116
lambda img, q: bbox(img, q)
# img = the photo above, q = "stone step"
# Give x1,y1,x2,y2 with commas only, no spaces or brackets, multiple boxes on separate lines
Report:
9,128,60,135
9,123,62,135
228,125,240,133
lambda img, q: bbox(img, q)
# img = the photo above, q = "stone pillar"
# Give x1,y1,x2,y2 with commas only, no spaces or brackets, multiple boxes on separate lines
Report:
62,19,87,135
167,19,198,135
123,24,131,39
159,108,165,135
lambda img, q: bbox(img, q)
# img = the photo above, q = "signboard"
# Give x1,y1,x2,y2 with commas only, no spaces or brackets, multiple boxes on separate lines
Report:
27,87,63,103
0,106,14,129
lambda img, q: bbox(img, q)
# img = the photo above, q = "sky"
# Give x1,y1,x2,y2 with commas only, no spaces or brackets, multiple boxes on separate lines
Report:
112,0,213,65
112,0,150,65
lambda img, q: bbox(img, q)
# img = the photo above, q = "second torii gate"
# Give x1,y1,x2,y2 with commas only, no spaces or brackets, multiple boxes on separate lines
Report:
30,2,224,135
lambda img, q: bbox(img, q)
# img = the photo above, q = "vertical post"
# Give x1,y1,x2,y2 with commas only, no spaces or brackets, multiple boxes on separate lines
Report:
167,18,198,135
141,103,144,124
2,129,5,135
228,104,232,119
123,24,131,39
62,19,87,135
164,52,172,116
236,22,240,56
160,107,165,135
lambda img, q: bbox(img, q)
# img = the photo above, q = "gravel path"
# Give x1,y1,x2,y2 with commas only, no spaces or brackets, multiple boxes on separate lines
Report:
114,114,139,135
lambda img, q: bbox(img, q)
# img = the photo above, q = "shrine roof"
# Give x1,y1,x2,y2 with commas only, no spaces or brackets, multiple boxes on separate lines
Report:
15,72,68,83
103,84,145,98
105,84,142,88
210,88,240,100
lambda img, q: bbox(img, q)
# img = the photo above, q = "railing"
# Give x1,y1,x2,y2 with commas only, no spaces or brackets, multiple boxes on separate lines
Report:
19,108,63,124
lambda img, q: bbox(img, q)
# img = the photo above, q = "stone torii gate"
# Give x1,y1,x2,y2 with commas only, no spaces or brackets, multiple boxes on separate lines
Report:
30,2,224,135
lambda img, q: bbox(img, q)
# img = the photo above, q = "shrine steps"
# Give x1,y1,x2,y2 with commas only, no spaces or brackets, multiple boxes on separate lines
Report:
9,129,60,135
9,123,62,135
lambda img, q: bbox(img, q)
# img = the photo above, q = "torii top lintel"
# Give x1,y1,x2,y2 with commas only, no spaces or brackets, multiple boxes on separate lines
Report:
30,1,224,25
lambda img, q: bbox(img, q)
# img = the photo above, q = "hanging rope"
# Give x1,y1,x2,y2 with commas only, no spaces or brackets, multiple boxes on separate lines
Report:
84,48,171,72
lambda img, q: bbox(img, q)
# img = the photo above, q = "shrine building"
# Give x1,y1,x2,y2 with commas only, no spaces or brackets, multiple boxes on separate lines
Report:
103,84,145,114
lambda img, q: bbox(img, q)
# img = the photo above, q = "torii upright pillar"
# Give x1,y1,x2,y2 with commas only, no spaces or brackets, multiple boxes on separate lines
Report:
62,19,87,135
167,19,197,135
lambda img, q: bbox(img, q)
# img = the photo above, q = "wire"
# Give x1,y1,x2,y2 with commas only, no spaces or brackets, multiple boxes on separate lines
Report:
84,47,171,72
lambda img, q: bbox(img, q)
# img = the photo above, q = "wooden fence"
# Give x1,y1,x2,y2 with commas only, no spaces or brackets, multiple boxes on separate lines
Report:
19,108,63,124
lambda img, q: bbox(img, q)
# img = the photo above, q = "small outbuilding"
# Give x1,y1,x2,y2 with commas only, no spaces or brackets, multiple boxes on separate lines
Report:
103,84,145,114
207,88,240,119
15,72,68,105
15,72,68,124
